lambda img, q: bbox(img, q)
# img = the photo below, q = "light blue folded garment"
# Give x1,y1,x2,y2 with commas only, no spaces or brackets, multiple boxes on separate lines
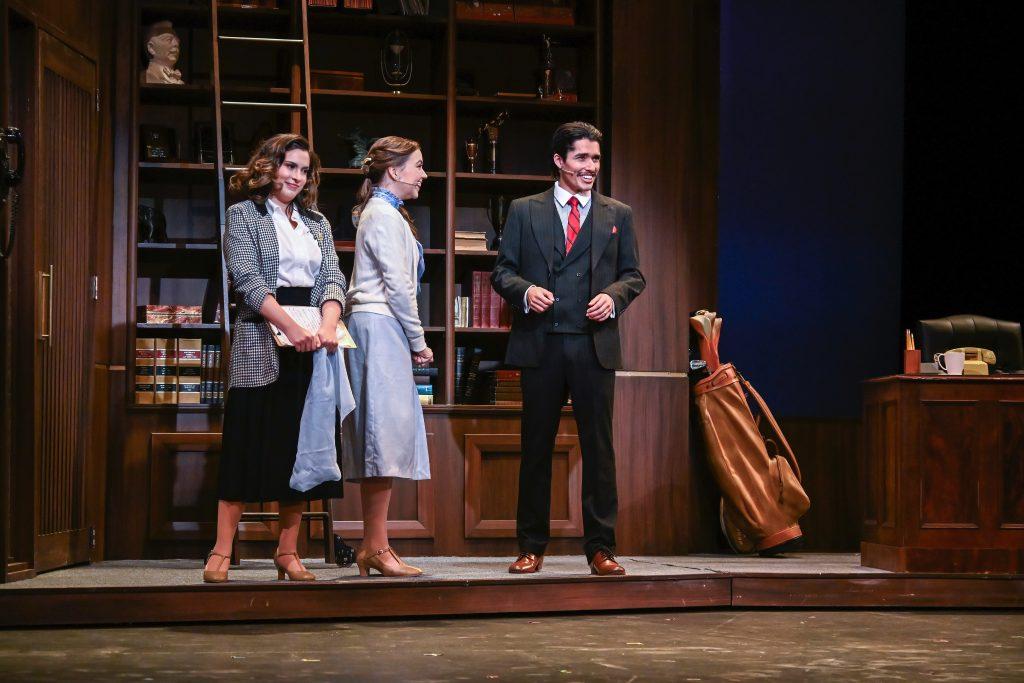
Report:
290,348,356,492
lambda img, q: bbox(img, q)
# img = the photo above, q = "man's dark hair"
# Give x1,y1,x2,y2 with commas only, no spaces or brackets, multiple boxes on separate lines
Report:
551,121,602,175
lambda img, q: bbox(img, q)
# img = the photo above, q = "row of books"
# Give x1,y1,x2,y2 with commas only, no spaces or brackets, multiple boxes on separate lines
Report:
493,368,523,405
454,347,523,405
414,366,437,406
458,271,511,328
135,338,223,405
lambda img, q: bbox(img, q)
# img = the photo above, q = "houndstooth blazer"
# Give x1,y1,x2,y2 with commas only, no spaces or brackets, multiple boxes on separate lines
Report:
224,198,346,389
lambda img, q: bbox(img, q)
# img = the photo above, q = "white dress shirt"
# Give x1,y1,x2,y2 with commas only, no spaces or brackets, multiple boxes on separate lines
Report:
522,182,613,317
267,195,322,288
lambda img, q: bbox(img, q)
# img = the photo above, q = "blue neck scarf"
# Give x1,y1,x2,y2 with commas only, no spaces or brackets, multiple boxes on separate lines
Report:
372,186,403,210
372,186,425,291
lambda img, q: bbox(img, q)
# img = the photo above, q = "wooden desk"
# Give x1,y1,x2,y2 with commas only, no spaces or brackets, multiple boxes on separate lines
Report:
861,375,1024,573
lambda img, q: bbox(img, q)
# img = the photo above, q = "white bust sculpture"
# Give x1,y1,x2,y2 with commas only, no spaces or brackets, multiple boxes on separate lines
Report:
143,21,184,85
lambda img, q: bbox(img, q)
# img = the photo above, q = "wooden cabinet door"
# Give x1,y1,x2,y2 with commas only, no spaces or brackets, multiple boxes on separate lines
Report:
31,31,98,572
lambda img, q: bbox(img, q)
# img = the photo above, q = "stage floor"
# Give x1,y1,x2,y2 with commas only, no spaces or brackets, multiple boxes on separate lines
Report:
0,553,885,590
2,554,1021,627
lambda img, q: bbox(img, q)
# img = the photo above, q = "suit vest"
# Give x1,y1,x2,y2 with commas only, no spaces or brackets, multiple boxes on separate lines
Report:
547,203,594,334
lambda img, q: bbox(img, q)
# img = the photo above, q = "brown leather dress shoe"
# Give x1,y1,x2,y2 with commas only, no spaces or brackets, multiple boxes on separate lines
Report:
589,550,626,576
508,552,544,574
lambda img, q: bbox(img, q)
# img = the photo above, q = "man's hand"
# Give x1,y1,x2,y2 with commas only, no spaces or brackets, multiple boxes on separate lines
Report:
526,286,555,313
586,293,615,322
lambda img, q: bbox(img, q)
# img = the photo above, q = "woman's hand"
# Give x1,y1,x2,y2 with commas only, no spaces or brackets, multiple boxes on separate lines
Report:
317,322,339,354
286,322,321,352
412,346,434,367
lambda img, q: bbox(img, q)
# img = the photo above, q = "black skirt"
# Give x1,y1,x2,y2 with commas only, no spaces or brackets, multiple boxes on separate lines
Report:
218,286,344,503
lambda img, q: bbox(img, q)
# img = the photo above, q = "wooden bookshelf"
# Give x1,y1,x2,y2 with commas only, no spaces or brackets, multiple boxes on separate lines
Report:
128,0,604,412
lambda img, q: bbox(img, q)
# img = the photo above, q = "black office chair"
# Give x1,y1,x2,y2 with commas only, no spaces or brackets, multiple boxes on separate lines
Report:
917,314,1024,372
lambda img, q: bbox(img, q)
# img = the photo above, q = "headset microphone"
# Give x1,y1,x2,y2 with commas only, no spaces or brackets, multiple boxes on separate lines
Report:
391,173,421,188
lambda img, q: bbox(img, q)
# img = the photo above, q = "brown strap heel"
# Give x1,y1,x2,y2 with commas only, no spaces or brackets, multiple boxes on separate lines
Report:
203,550,230,584
274,551,316,582
355,546,423,577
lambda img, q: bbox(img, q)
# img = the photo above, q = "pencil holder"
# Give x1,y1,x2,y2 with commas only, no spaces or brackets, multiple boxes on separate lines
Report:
903,349,921,374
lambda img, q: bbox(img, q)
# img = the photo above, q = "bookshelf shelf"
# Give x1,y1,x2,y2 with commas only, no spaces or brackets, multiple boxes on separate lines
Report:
137,323,222,331
138,242,219,251
455,327,511,334
456,95,595,118
128,404,223,413
455,19,595,44
454,249,498,257
313,89,446,111
139,84,290,106
138,161,214,171
308,11,447,38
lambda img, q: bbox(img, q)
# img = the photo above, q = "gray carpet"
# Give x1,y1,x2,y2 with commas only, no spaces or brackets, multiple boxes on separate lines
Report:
1,553,886,589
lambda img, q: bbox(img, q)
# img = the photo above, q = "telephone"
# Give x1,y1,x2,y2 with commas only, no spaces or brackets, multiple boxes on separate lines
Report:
948,347,996,375
1,126,25,260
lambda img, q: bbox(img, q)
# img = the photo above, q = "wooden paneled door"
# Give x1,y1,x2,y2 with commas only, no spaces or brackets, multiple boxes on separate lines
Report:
30,31,99,572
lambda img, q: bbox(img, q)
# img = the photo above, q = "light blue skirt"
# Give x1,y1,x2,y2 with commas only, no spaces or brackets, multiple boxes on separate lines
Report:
342,311,431,481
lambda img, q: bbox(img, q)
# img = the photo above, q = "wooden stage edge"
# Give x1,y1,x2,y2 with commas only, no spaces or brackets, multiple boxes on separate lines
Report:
2,573,1022,627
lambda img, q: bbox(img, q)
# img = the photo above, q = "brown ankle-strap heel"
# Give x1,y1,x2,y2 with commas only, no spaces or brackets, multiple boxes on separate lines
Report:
355,546,423,577
203,550,230,584
274,551,316,582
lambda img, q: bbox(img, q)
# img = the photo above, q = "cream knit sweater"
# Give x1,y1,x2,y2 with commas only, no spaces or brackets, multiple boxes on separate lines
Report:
346,196,426,352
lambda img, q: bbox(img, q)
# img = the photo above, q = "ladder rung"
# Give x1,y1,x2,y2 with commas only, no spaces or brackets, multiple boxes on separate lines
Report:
221,100,308,109
219,35,304,44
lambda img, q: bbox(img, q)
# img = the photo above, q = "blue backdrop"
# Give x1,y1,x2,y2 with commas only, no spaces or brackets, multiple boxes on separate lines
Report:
717,0,906,418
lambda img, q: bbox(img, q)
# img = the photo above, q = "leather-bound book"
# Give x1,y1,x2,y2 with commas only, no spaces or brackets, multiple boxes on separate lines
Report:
135,337,156,404
154,338,177,404
471,271,483,328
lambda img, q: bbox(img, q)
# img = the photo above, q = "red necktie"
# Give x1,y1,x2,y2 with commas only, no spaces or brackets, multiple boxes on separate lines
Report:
565,196,581,254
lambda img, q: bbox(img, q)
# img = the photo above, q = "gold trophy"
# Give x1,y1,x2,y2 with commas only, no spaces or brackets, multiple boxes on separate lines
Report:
480,111,509,174
464,138,480,173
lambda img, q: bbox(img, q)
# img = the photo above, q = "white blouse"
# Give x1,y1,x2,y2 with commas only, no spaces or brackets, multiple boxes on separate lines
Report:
267,196,322,288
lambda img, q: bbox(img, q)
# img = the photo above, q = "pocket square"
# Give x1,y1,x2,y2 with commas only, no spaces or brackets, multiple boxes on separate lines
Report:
612,225,618,235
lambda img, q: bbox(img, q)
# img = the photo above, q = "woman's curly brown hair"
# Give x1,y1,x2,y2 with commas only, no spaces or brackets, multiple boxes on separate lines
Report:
228,133,321,209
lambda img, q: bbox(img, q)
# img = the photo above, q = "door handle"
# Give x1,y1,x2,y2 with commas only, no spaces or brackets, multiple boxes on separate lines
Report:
38,264,53,346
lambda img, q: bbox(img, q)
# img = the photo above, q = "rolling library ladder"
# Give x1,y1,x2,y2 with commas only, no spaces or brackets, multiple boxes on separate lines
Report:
207,0,334,565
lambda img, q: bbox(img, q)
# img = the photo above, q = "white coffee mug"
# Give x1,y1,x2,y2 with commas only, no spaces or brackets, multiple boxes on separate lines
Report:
934,350,965,376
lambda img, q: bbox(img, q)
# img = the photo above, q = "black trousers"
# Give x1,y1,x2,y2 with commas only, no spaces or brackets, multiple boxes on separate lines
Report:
518,333,617,562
